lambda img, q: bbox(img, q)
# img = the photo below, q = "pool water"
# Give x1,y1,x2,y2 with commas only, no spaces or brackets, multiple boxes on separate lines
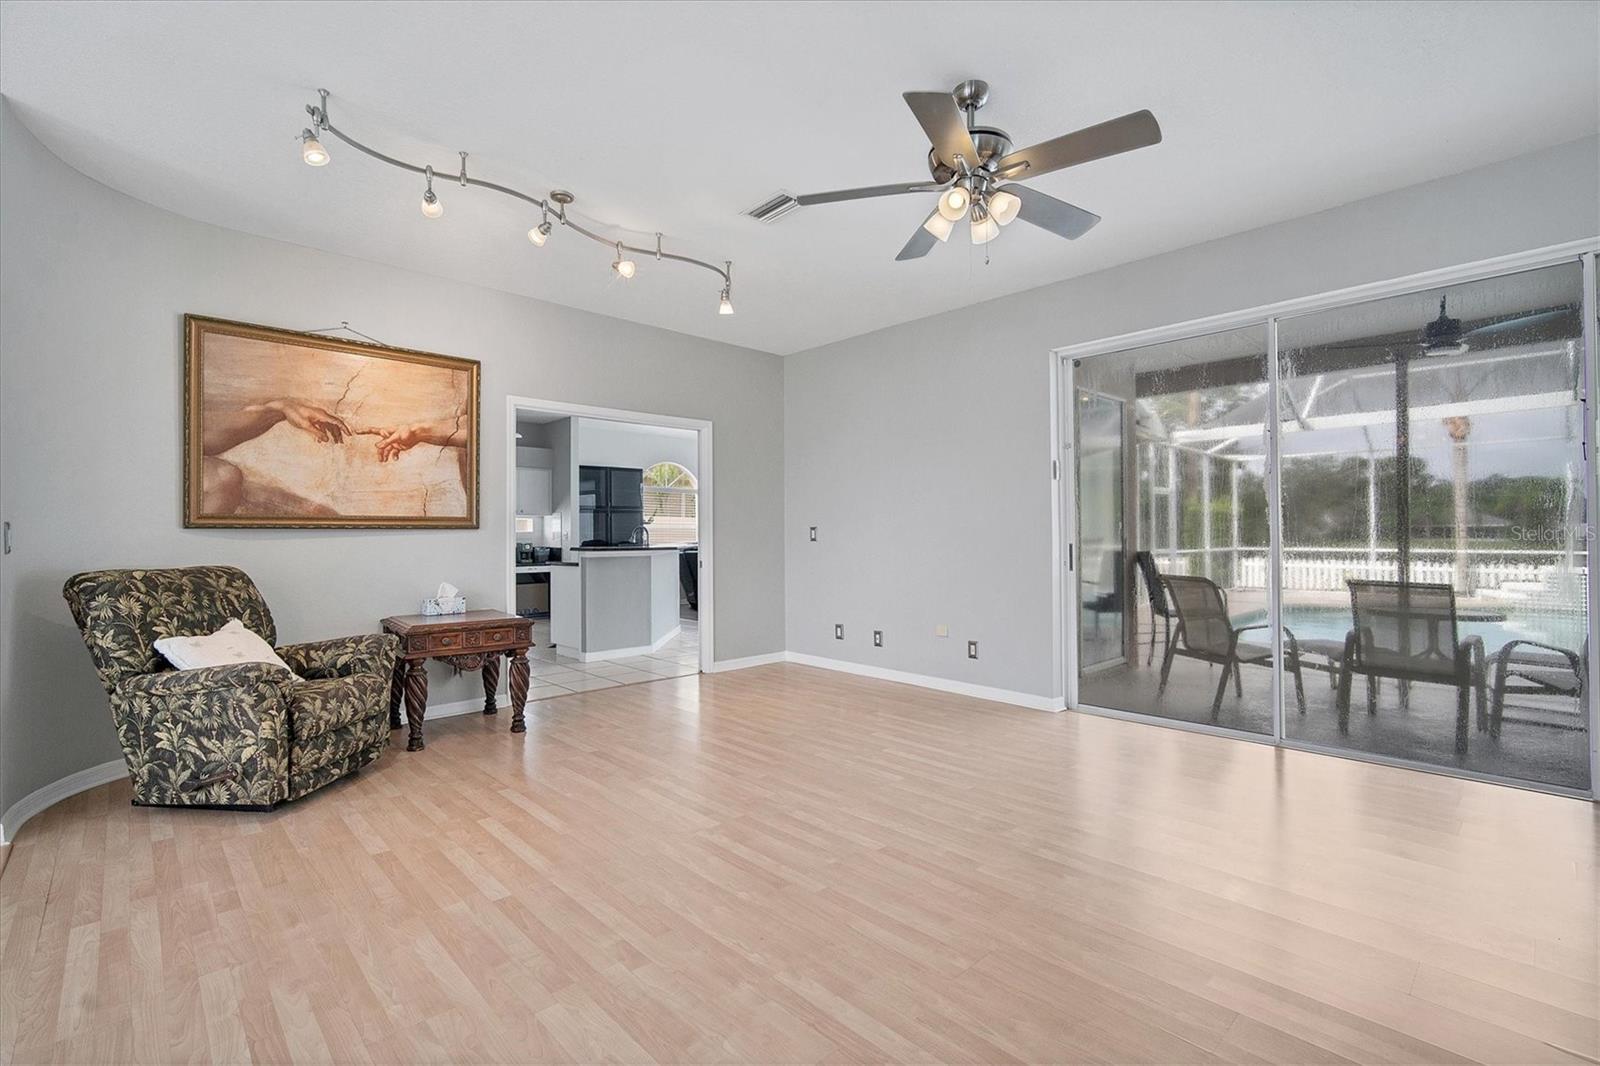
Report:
1231,604,1587,654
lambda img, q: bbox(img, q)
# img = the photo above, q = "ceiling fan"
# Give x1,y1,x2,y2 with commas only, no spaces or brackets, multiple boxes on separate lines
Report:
789,79,1162,261
1322,296,1575,356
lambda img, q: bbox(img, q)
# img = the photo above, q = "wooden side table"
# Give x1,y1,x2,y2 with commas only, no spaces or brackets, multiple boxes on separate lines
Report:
380,610,535,751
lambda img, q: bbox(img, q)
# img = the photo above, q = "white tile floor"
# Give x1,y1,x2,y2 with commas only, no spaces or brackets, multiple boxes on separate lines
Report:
521,613,699,700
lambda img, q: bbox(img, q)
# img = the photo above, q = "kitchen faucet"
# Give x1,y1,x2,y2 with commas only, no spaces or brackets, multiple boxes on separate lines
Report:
630,524,650,546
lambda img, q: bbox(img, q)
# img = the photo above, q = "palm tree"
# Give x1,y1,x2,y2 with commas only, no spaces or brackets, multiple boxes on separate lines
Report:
1443,414,1472,593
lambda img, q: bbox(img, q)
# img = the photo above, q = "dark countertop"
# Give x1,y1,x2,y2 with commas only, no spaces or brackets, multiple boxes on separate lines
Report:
569,545,683,552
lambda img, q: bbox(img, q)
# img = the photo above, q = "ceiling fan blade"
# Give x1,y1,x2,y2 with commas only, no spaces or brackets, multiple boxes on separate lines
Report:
1009,184,1101,240
995,109,1162,180
794,181,941,206
903,91,980,169
1462,308,1568,338
895,213,942,261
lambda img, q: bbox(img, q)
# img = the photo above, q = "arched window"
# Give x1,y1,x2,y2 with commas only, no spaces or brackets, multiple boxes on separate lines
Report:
642,461,698,546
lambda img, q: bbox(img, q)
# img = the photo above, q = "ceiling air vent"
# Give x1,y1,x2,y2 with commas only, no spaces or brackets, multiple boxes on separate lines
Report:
745,192,801,224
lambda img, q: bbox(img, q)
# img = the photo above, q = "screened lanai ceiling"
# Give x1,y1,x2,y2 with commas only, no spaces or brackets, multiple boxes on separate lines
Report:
1115,261,1588,460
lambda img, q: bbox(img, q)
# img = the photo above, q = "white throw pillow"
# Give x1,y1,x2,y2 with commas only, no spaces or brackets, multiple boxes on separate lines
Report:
153,619,300,679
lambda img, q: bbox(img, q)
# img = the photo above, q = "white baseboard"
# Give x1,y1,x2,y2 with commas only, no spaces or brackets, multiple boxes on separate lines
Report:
782,652,1064,712
1,759,127,845
570,626,681,663
706,651,787,673
422,693,505,721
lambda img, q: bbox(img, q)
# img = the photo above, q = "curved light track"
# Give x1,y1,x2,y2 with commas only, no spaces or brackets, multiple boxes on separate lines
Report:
303,90,733,304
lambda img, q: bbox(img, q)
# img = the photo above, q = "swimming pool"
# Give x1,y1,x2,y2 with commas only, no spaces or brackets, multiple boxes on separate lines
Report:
1230,604,1587,653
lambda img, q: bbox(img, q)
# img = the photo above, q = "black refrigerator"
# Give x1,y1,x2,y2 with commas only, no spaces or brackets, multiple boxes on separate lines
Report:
578,465,644,545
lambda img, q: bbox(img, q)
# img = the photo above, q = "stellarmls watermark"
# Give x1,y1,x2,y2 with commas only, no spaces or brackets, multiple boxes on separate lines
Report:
1509,523,1596,542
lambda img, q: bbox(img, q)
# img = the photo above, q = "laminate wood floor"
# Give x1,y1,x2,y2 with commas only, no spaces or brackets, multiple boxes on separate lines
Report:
2,664,1596,1064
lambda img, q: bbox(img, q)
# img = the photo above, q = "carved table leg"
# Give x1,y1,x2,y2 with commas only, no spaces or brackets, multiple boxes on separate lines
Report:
508,648,531,734
481,654,502,715
389,659,405,730
404,658,430,751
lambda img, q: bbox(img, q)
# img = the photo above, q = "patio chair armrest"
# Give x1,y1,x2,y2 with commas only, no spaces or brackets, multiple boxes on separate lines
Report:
1492,639,1580,673
278,633,399,681
1231,622,1302,656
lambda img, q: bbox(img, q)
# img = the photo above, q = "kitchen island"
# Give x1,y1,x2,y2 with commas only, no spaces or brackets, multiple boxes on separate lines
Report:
549,547,682,662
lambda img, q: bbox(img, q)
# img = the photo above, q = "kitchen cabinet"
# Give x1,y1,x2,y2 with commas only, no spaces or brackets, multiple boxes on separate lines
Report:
516,466,553,516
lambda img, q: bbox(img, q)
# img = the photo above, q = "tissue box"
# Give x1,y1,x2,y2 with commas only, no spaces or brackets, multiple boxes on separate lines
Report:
421,595,467,616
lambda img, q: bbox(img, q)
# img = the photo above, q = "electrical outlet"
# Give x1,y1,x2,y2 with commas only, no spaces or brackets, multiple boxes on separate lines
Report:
872,630,883,647
934,624,948,638
967,640,979,660
809,526,818,542
834,623,844,640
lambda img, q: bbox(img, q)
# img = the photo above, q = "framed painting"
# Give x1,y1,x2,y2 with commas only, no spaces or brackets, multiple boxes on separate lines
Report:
184,315,479,528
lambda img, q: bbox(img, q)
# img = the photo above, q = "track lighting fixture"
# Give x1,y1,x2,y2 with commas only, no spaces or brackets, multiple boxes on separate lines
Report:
298,89,734,315
528,207,551,246
420,166,443,218
300,129,329,167
612,243,636,279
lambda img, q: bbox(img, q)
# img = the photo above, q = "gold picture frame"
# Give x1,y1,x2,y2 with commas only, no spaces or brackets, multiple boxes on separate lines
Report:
183,315,480,528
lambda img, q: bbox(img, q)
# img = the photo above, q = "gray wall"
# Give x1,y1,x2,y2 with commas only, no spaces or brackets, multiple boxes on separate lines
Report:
0,100,785,817
785,136,1600,699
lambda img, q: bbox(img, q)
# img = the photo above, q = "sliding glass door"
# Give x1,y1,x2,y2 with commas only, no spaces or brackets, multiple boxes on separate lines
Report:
1066,253,1595,795
1278,262,1590,790
1072,326,1273,734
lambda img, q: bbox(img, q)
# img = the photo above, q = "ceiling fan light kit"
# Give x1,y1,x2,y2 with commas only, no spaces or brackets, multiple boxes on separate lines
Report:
789,78,1162,260
970,209,1000,246
299,90,735,315
921,209,956,243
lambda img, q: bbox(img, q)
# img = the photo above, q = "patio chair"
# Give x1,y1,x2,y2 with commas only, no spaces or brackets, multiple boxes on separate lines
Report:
1134,550,1176,665
1157,574,1307,720
1489,638,1587,737
1335,580,1485,755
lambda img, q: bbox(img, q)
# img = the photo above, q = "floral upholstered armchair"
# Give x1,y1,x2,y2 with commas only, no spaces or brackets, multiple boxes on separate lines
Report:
63,565,398,809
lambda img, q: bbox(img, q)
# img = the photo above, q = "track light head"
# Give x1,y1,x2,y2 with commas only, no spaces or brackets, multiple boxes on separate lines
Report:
718,287,734,315
613,242,636,279
420,166,443,218
300,129,329,166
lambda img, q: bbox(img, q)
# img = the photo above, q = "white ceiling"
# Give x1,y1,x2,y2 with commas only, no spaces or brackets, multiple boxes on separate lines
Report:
2,1,1595,356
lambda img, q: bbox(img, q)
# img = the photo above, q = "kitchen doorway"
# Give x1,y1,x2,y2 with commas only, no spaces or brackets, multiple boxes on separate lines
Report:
504,396,714,682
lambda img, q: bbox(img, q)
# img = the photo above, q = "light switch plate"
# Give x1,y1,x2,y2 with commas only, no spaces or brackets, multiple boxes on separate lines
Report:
834,623,844,640
934,624,948,638
809,526,817,542
967,640,979,660
872,630,883,647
